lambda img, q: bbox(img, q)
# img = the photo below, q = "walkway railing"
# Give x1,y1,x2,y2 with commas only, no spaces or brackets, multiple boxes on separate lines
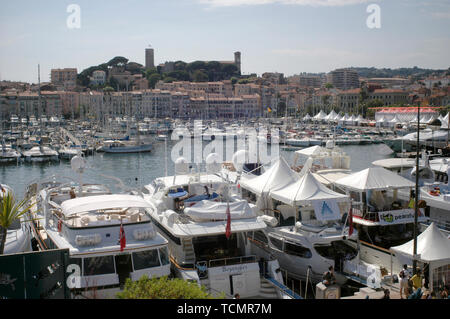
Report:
263,274,303,299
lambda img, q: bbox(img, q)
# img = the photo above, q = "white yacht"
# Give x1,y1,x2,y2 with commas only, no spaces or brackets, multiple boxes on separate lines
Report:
58,146,81,160
99,139,152,153
239,157,360,284
22,145,59,162
142,157,288,299
26,158,170,299
0,141,22,163
333,167,429,275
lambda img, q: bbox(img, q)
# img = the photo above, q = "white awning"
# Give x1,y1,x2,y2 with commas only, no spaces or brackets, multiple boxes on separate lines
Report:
270,171,349,206
240,157,299,195
61,194,151,217
390,223,450,263
334,167,415,191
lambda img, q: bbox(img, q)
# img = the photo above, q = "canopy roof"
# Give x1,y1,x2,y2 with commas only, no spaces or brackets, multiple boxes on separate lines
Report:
325,110,338,121
61,194,151,217
240,157,299,195
313,110,327,120
334,167,415,191
294,145,323,157
303,113,311,120
390,223,450,263
389,115,400,123
270,171,349,206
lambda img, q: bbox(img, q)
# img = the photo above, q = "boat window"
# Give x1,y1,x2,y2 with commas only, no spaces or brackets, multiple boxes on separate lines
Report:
132,250,161,270
268,234,283,251
359,223,417,249
192,234,240,261
315,241,357,261
83,256,115,276
159,247,170,265
284,242,312,259
253,230,269,244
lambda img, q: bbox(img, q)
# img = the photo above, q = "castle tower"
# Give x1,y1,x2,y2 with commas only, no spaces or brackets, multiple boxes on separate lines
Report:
145,47,155,70
234,51,241,74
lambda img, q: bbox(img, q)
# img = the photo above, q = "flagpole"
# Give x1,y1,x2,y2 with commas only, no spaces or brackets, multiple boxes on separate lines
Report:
413,104,420,275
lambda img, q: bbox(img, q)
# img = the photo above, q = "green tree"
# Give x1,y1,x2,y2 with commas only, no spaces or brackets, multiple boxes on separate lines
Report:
107,56,129,67
325,83,334,89
148,73,162,89
163,76,177,83
145,67,158,79
0,192,34,255
192,70,209,82
116,275,218,299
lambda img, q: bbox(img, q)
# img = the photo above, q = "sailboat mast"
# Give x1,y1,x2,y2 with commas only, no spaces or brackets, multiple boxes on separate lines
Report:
38,64,43,152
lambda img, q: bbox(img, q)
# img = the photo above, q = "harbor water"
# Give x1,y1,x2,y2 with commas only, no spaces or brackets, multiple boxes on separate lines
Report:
1,142,395,199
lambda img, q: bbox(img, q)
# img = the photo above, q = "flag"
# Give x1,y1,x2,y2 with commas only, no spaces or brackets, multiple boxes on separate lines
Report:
225,200,231,239
119,220,126,251
348,207,353,236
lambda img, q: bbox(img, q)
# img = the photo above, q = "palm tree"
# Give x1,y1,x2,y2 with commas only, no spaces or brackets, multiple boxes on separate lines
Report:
0,192,34,255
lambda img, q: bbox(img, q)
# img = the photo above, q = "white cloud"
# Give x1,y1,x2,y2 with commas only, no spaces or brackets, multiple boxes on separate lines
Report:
198,0,372,7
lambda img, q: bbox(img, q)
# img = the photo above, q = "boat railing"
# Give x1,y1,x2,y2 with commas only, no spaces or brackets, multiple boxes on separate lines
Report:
207,255,257,268
421,218,450,233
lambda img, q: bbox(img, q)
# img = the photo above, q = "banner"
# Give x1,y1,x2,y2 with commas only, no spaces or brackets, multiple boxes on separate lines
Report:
312,200,341,221
378,208,427,225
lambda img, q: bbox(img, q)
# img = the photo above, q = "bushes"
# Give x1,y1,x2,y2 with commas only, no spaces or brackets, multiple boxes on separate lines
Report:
116,275,217,299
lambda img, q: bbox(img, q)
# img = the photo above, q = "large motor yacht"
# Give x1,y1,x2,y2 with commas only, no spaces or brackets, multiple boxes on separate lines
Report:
26,157,170,299
142,156,288,298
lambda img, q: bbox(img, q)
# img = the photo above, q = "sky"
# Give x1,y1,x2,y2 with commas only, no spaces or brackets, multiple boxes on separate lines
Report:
0,0,449,83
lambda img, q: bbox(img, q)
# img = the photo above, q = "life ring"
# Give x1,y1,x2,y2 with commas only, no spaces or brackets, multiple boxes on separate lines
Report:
429,190,439,196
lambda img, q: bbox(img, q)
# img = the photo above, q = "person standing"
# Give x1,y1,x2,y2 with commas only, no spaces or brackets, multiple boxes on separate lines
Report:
399,264,410,299
410,269,423,291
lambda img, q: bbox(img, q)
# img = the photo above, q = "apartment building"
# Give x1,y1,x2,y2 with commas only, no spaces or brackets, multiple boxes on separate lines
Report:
50,68,77,91
327,68,359,90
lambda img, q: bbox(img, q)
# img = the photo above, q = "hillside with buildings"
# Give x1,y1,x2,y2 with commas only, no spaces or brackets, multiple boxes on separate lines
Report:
0,46,449,121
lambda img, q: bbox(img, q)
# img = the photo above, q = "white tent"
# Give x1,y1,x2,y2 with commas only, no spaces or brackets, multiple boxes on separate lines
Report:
420,115,431,124
325,110,338,122
334,167,416,191
240,157,299,195
441,112,449,129
294,145,324,157
313,110,327,121
390,223,450,292
356,114,365,123
376,116,385,127
302,113,311,121
270,171,349,206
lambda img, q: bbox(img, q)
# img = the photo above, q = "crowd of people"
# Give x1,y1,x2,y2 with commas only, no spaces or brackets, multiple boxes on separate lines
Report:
321,263,449,299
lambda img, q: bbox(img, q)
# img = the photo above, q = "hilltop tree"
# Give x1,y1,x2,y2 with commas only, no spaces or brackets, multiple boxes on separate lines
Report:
107,56,129,67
